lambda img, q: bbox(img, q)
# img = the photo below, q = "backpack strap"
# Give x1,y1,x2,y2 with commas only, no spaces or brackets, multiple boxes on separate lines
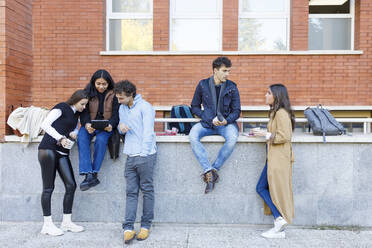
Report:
311,108,326,143
321,108,345,134
182,105,195,127
174,106,185,133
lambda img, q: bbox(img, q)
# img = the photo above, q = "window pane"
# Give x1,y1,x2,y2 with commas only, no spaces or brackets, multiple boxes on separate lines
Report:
309,18,351,50
112,0,152,13
241,0,285,13
239,19,287,51
109,19,153,51
171,19,220,51
309,0,349,14
173,0,219,15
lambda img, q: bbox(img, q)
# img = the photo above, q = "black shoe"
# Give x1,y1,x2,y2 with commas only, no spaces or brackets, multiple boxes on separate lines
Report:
203,171,215,194
80,174,93,191
89,173,100,188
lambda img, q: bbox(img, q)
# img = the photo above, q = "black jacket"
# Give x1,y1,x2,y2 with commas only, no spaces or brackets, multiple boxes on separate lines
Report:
191,76,241,129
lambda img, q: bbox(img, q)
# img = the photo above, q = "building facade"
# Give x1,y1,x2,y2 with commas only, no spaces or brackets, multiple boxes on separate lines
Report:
0,0,371,139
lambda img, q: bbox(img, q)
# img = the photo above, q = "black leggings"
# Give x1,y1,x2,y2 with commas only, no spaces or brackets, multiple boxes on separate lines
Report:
38,149,77,216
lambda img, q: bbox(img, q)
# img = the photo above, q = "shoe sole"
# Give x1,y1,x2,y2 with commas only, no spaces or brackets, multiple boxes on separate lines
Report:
124,236,136,244
137,237,148,241
80,184,91,191
89,180,100,188
40,230,64,236
261,233,285,239
60,227,85,233
278,223,288,232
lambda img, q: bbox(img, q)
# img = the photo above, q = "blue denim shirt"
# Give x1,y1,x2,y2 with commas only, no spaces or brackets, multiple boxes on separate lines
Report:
118,94,156,156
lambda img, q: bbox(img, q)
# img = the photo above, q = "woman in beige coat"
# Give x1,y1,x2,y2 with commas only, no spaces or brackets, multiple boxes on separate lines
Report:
253,84,295,239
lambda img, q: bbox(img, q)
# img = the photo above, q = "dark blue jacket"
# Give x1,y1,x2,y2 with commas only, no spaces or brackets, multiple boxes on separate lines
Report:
191,76,241,129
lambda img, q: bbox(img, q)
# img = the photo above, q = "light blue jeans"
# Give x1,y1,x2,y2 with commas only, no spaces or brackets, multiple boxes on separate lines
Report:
189,122,239,173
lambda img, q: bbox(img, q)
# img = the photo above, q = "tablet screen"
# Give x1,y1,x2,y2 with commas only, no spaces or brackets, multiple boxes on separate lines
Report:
91,120,109,130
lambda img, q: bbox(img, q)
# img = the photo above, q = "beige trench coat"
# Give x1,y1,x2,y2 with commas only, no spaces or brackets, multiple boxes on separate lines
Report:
264,108,295,224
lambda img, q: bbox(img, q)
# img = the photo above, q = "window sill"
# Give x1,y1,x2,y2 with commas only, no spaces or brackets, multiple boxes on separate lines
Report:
100,50,363,56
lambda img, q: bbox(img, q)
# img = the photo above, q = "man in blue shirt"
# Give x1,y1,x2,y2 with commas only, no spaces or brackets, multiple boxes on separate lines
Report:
115,80,156,244
190,56,241,194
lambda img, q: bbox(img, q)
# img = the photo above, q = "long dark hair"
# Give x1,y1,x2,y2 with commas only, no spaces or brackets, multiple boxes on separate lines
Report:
269,84,295,130
66,89,88,105
84,69,115,98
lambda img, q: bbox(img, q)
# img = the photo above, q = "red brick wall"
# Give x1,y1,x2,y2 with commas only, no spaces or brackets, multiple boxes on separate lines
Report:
1,0,371,138
0,1,6,140
223,0,238,51
290,0,308,50
0,0,33,139
154,0,169,51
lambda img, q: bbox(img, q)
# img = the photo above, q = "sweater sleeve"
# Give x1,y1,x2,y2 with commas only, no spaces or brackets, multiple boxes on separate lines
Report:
40,109,63,141
191,82,204,118
270,110,292,144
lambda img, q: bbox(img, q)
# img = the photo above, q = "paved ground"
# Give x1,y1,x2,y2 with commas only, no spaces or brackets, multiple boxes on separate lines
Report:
0,222,371,248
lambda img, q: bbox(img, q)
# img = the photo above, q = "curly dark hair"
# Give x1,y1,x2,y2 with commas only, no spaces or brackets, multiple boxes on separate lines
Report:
212,56,232,70
114,80,136,98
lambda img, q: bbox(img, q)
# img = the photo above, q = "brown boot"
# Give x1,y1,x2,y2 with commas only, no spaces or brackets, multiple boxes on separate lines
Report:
211,169,219,183
123,230,136,244
203,170,215,194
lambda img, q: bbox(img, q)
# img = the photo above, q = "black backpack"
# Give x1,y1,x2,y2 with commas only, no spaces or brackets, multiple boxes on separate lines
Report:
304,105,346,142
169,105,195,134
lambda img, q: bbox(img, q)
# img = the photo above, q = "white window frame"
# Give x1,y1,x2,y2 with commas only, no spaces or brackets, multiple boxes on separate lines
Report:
238,0,291,51
169,0,223,52
308,0,355,50
106,0,153,51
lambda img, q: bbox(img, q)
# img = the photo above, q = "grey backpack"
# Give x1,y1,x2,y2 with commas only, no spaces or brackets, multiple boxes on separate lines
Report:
304,105,345,142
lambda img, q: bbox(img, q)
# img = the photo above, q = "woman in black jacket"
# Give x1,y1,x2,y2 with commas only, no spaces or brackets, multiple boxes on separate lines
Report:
78,69,119,191
38,90,88,236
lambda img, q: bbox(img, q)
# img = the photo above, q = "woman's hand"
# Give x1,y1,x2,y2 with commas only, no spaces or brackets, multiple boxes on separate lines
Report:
60,137,69,148
104,124,112,132
69,132,77,140
85,123,95,134
252,128,267,137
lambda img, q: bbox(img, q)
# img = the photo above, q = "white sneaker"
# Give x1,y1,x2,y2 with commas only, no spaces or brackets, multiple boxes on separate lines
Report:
274,217,288,232
261,228,285,239
60,221,85,233
40,223,64,236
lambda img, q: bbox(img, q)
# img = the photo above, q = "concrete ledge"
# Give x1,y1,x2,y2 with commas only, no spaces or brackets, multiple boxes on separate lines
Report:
1,138,372,226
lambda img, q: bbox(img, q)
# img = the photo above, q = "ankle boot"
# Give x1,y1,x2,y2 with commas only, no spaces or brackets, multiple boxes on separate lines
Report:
60,214,84,233
40,216,64,236
80,174,93,191
89,172,100,188
203,171,215,194
211,169,219,183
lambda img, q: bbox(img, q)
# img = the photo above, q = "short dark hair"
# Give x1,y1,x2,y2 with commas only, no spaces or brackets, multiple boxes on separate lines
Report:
212,56,232,70
114,80,136,98
66,89,88,105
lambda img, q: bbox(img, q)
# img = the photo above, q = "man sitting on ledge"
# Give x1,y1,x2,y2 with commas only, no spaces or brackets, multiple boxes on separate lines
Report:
189,56,241,194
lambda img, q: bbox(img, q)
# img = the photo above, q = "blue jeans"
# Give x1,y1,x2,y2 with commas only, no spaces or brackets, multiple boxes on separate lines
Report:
122,153,156,231
256,161,281,219
77,126,112,175
189,122,238,173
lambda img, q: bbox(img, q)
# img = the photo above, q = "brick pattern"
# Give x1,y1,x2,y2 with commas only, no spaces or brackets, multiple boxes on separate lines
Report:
223,0,238,51
0,0,33,139
290,0,308,50
0,0,371,138
153,0,169,51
